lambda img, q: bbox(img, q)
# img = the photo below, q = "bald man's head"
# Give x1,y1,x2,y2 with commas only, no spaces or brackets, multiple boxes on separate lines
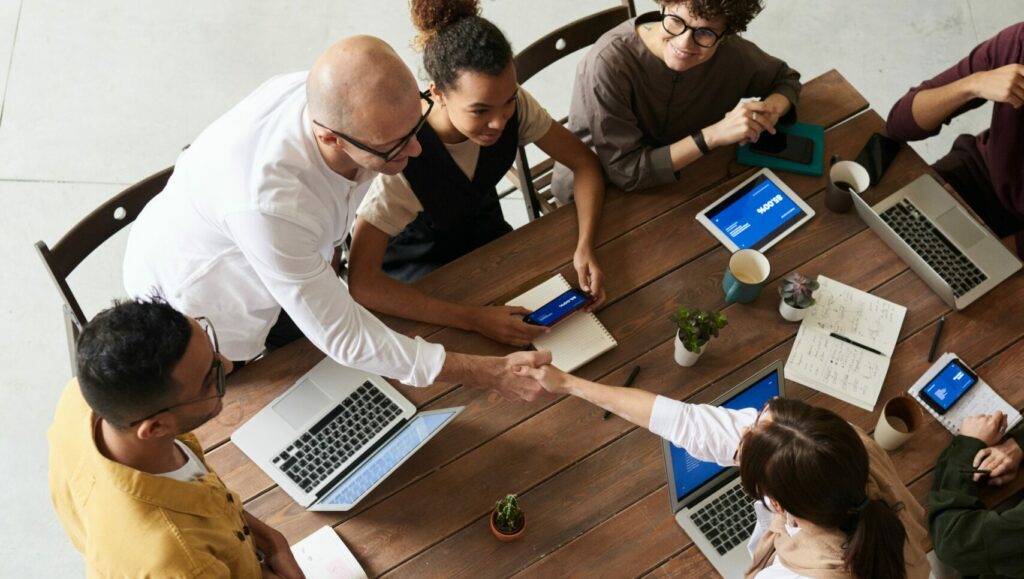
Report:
307,36,420,136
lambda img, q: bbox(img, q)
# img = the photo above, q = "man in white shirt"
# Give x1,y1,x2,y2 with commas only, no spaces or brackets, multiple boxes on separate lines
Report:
124,36,550,399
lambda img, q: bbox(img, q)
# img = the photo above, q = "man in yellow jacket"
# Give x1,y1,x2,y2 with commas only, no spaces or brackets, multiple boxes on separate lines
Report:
48,298,304,578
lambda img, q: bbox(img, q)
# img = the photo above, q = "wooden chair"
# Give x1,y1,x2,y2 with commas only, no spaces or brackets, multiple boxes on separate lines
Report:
507,0,636,220
35,166,173,374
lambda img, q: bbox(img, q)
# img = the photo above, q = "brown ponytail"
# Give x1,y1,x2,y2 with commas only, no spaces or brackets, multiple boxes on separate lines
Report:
408,0,513,92
740,398,907,579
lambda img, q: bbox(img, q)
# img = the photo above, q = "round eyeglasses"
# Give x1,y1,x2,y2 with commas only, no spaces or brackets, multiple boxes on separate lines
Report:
660,10,724,49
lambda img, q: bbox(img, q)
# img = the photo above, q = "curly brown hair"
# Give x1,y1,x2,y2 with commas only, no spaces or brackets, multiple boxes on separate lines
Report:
409,0,513,92
655,0,765,34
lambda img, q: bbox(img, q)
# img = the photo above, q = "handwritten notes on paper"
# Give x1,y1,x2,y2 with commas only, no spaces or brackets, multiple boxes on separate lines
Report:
784,276,906,411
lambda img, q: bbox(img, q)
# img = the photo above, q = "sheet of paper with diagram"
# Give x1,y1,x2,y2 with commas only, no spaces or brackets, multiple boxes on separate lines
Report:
784,276,907,411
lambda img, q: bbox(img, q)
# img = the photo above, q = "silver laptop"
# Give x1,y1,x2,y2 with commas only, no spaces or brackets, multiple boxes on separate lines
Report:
232,358,462,511
852,174,1021,310
661,361,785,578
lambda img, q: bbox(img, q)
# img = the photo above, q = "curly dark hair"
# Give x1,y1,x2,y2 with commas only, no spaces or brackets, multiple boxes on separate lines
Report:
656,0,765,34
409,0,513,92
76,297,193,429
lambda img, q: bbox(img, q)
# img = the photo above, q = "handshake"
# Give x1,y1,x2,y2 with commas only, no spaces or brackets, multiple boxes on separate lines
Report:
465,350,575,402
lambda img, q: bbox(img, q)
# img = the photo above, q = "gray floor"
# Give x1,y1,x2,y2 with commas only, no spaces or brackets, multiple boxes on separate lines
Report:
0,0,1017,575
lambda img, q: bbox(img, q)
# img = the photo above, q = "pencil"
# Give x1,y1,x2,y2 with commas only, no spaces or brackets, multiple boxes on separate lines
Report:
927,316,945,363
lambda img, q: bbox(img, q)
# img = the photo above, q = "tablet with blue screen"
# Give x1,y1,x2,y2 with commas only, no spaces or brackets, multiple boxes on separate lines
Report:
696,169,815,252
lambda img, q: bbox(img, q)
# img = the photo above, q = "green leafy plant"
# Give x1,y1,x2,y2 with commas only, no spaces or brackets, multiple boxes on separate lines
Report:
493,494,524,534
669,306,728,353
778,272,819,309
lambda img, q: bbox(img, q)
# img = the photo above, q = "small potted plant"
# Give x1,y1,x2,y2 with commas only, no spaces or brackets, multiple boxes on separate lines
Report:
670,306,728,367
778,272,819,322
490,494,526,542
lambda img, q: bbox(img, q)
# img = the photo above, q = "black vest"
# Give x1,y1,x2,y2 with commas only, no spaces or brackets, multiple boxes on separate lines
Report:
382,110,519,282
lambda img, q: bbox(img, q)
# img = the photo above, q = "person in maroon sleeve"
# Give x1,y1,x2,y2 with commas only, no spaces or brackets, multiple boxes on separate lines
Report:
886,23,1024,258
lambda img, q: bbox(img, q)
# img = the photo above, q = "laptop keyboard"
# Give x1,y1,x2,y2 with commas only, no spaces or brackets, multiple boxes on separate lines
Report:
271,381,401,493
879,199,987,297
691,485,758,556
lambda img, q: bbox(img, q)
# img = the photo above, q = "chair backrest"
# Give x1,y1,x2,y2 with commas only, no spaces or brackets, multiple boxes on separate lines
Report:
35,166,173,368
512,2,635,219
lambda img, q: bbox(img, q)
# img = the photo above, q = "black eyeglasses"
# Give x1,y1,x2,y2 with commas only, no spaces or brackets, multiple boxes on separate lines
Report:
127,317,226,427
660,10,725,48
313,91,433,162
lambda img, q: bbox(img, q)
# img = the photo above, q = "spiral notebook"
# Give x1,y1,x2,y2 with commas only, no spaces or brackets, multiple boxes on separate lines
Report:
506,274,617,372
784,276,906,411
907,352,1022,436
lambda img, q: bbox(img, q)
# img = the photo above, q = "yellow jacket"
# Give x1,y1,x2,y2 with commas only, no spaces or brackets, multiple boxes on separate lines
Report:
48,381,262,578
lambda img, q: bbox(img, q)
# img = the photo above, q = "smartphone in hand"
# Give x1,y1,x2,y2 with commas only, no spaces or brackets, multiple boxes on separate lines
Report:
522,288,594,327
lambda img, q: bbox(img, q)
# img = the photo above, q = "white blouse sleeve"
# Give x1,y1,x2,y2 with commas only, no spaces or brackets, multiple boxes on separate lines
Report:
648,395,758,467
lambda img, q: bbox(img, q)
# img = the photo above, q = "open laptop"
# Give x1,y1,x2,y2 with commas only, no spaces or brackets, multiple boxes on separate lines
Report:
232,358,462,511
852,174,1021,310
661,360,785,578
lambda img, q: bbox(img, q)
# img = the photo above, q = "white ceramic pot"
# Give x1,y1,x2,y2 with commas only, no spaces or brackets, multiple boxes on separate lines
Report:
674,334,706,367
778,299,809,322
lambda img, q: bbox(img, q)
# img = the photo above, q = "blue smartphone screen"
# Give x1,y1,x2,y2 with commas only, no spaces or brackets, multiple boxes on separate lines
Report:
922,360,977,412
523,289,590,327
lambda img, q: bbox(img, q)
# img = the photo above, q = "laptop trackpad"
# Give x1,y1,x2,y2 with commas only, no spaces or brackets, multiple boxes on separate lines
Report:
273,379,331,430
935,207,985,249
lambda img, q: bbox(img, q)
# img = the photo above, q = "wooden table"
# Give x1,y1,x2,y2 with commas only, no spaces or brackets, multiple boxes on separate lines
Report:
194,70,1024,578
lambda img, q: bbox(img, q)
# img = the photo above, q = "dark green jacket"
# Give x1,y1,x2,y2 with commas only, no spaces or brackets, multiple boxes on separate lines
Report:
929,427,1024,579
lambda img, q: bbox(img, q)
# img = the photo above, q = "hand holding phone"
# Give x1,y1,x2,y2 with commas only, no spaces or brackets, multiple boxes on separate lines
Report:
522,288,594,327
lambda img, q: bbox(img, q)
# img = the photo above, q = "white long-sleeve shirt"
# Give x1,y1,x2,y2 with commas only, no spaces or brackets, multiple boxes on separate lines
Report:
648,396,811,579
123,72,445,387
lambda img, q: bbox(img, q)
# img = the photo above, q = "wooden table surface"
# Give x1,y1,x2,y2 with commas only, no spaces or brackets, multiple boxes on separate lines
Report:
194,70,1024,578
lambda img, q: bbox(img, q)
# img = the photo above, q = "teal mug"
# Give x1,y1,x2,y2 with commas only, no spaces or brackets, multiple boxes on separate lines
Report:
723,249,771,304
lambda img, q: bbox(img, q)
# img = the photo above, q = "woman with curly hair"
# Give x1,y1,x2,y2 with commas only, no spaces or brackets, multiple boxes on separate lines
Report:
510,363,933,579
552,0,802,199
348,0,607,348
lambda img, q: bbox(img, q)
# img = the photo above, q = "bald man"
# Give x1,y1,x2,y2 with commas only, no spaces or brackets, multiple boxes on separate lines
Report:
124,37,551,400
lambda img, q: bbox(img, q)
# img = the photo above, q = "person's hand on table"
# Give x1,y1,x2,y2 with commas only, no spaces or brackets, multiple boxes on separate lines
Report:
469,305,548,346
973,437,1024,485
705,100,778,148
573,245,606,310
511,363,572,396
968,63,1024,108
960,411,1007,447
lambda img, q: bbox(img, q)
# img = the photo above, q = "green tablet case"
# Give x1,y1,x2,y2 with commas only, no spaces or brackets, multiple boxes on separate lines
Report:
736,122,825,177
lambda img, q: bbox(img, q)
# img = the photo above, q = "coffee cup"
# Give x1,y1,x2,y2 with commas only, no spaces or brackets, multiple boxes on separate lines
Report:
723,249,770,304
873,395,923,451
827,155,870,213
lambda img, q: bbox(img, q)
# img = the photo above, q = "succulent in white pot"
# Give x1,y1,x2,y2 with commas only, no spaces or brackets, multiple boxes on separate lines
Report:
778,272,819,322
669,306,728,367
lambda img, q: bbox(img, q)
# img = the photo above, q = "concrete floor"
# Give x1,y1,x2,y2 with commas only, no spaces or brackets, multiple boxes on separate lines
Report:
0,0,1018,575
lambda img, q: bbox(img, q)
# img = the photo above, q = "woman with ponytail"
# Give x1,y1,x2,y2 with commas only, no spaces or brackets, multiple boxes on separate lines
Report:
348,0,607,348
511,365,932,579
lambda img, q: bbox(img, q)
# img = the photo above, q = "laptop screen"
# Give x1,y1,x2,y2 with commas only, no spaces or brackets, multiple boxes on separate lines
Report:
668,370,780,504
317,409,458,509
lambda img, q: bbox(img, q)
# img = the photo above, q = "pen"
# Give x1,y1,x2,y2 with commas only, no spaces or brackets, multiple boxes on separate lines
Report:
829,332,883,356
927,316,945,363
959,468,991,475
604,365,642,420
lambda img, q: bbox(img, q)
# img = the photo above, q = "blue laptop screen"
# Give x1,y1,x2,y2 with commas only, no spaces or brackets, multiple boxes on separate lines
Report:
669,371,780,503
705,174,805,250
318,410,456,507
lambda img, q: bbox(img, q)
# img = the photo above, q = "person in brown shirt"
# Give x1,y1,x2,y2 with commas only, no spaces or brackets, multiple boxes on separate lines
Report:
553,0,801,200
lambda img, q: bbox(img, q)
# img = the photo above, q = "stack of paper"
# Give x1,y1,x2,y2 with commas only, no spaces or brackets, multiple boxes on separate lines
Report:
506,274,617,372
784,276,906,411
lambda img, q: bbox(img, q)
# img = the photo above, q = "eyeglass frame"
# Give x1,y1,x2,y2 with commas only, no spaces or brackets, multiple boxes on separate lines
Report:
659,8,726,48
312,90,434,162
126,317,226,427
